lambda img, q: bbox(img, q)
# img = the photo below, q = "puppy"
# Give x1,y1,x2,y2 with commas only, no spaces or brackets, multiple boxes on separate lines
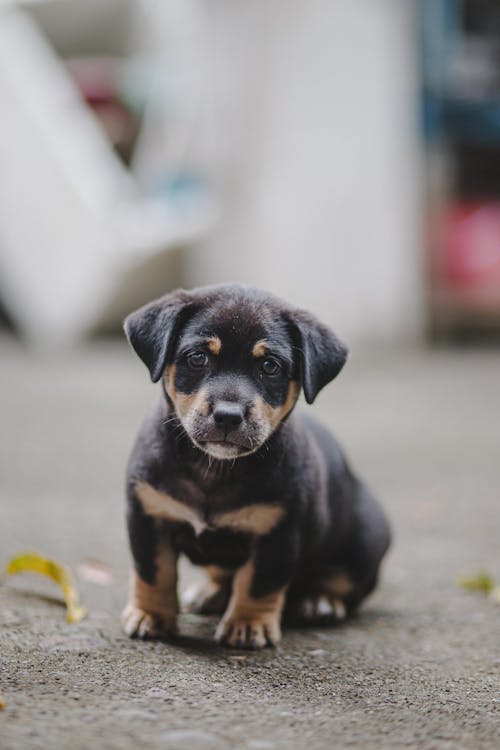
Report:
122,284,390,648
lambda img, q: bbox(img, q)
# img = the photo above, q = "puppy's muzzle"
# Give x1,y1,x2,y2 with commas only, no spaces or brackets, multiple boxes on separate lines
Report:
190,398,261,458
201,399,250,449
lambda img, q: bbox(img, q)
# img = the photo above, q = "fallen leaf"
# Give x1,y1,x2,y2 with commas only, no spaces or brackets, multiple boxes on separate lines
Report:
3,552,87,623
457,571,494,594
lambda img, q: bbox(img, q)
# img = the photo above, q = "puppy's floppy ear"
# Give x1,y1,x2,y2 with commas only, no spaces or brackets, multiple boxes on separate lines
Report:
124,289,194,382
288,309,348,404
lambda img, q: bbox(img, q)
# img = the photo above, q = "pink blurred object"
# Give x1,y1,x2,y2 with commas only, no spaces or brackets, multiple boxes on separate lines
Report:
65,57,118,104
77,558,114,586
65,57,138,161
442,202,500,288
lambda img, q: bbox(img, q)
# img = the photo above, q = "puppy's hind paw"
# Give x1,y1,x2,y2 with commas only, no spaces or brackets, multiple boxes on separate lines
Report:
287,595,347,625
181,580,230,616
121,604,177,640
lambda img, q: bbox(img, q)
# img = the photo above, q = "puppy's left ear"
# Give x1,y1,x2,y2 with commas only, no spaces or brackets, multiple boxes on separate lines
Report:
287,309,348,404
124,289,194,382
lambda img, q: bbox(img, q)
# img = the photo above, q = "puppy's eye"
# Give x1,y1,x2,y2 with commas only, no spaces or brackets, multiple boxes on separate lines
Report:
261,358,281,376
187,351,208,370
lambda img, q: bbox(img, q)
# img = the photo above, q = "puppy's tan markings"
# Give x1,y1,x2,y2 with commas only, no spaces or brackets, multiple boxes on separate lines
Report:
122,543,178,639
181,565,232,615
135,480,206,535
252,340,269,358
326,571,353,598
165,364,197,412
164,364,177,400
281,379,300,420
207,336,222,355
164,367,211,422
213,504,284,535
176,385,210,419
253,380,300,433
215,560,286,649
205,565,232,585
293,571,352,623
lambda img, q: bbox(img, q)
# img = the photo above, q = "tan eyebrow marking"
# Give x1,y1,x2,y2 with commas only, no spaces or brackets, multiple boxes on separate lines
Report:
207,336,222,355
252,340,269,358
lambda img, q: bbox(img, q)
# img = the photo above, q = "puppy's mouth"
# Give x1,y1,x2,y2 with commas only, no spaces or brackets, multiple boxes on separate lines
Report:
196,440,246,459
180,412,269,460
195,436,258,460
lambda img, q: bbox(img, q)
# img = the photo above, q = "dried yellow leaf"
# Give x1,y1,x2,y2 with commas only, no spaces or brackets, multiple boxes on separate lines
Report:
4,552,87,623
457,570,494,594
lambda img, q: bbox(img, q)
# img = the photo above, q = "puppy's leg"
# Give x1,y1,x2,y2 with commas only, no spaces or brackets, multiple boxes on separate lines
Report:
181,566,232,615
215,522,298,649
285,571,352,625
339,484,391,613
122,491,178,639
215,560,285,648
288,484,391,625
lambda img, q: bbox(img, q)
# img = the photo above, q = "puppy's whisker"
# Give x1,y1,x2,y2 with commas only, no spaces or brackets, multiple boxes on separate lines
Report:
203,453,213,481
162,415,180,426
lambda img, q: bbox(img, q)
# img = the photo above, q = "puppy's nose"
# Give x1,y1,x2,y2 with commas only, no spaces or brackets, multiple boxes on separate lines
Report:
212,402,244,430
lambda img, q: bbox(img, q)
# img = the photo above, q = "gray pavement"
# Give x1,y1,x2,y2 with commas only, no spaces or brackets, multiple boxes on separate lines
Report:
0,336,499,749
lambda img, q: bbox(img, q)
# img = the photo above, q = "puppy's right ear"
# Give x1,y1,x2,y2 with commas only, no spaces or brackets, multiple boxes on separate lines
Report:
123,289,194,382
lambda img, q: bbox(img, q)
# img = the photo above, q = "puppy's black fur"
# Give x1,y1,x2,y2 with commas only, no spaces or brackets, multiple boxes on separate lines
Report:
122,284,390,649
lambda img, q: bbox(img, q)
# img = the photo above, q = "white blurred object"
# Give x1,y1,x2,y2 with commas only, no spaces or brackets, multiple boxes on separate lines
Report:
0,2,214,345
185,0,424,343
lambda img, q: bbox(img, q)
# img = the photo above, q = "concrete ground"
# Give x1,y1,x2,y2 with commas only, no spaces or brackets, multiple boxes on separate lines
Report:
0,336,499,749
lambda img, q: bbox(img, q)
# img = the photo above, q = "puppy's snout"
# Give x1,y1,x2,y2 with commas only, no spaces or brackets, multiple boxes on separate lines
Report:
212,402,244,430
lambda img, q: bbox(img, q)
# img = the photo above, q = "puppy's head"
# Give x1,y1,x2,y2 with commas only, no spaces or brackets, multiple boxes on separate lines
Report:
124,284,347,459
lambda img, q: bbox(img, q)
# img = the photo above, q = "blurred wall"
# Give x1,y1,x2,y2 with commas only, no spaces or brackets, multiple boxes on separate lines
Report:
187,0,424,343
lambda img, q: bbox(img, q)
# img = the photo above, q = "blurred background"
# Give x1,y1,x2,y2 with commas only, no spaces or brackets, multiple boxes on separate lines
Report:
1,0,499,346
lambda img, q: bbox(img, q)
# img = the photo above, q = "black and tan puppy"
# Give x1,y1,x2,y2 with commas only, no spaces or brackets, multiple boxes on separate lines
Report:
122,284,390,649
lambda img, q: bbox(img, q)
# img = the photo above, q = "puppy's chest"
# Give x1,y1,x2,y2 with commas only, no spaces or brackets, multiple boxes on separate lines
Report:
133,480,284,537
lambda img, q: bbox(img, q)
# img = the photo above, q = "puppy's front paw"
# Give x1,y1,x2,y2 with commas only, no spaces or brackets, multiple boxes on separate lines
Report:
121,604,177,640
214,613,282,649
